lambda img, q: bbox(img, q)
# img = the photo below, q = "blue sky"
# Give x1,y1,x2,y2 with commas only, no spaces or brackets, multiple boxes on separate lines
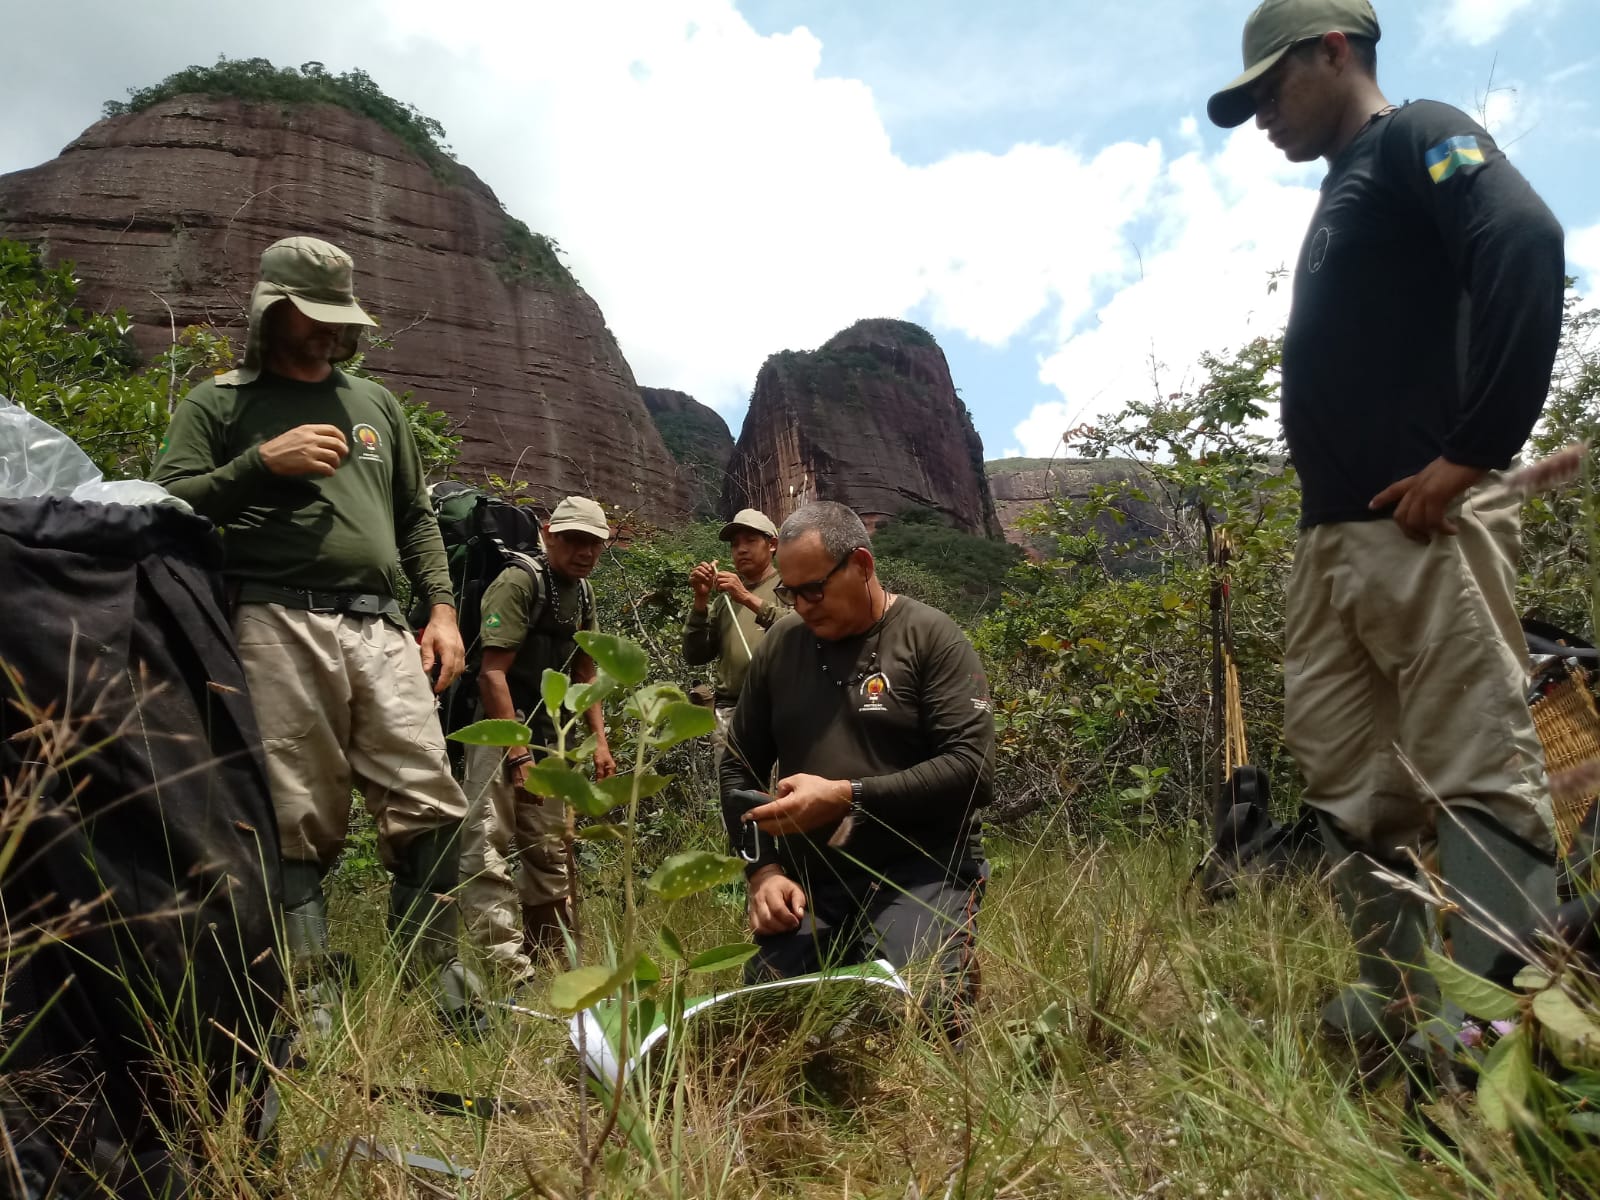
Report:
2,0,1597,460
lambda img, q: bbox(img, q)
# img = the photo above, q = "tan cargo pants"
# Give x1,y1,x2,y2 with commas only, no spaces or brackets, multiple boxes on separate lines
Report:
233,603,468,868
1283,480,1555,856
460,742,570,974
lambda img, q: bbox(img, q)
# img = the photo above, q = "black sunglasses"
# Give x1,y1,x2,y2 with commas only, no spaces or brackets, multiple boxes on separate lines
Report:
774,548,858,605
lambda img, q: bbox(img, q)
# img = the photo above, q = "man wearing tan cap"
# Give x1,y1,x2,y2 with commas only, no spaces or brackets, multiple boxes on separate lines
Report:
154,236,484,1034
460,496,617,976
684,508,791,751
1209,3,1564,1069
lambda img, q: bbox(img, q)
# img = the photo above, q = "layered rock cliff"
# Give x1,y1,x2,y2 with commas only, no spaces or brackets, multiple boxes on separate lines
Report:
640,387,734,520
722,319,1000,537
0,94,692,521
987,457,1168,564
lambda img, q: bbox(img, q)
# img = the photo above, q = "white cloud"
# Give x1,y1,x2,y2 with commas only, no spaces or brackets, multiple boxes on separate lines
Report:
1571,221,1600,294
1438,0,1543,47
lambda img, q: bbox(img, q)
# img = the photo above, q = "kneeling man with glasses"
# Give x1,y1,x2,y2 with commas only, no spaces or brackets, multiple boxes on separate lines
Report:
720,501,994,1035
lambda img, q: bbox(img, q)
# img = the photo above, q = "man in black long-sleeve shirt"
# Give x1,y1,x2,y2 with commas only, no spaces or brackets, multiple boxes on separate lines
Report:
720,502,994,1031
1210,0,1563,1064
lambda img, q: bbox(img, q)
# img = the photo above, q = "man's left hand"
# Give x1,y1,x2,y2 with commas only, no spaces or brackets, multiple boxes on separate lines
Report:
744,773,851,835
419,605,465,693
1369,457,1486,541
593,745,617,781
713,570,753,607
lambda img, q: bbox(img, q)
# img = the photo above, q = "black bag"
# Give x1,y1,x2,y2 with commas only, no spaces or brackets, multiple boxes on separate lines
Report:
0,497,284,1198
1197,766,1322,901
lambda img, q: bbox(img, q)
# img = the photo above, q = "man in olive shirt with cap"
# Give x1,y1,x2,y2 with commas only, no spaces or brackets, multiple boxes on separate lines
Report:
721,502,993,1034
683,507,789,747
154,235,483,1033
461,496,617,976
1209,1,1563,1066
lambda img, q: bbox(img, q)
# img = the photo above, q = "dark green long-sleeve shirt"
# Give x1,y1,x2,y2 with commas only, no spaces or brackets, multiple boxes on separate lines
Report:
720,596,994,892
152,369,452,605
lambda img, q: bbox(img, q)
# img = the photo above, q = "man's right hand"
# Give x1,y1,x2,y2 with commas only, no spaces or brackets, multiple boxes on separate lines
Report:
748,866,806,936
260,424,349,477
690,561,718,609
507,755,532,793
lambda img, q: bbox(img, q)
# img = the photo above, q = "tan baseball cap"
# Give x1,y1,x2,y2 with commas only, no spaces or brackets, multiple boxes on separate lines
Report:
547,496,611,540
1207,0,1381,128
719,508,778,541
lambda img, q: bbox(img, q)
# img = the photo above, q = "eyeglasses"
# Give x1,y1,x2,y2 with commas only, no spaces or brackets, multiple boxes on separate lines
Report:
774,548,858,605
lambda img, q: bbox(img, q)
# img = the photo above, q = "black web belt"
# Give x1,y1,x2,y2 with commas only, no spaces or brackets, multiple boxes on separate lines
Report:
237,583,402,618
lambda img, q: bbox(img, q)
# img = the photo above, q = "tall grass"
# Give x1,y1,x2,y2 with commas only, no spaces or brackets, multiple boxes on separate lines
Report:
46,799,1572,1199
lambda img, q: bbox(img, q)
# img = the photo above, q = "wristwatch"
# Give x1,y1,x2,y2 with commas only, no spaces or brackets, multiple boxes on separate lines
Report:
849,779,865,816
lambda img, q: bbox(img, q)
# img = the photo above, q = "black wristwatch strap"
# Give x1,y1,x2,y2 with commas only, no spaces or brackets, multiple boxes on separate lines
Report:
849,779,865,813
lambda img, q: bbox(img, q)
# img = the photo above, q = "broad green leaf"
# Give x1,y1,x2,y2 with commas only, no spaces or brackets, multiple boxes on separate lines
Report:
1478,1025,1533,1132
447,719,531,747
1425,947,1521,1021
575,632,648,686
565,672,619,714
646,850,747,901
571,732,600,762
1565,1110,1600,1136
1533,987,1600,1069
541,668,568,717
650,701,717,750
549,961,634,1014
634,953,662,986
1514,965,1552,991
1160,591,1182,611
523,762,610,817
658,925,687,962
593,772,673,809
625,683,688,725
576,823,626,842
686,941,760,974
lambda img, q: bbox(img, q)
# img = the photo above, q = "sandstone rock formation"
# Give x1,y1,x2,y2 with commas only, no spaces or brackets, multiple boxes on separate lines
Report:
0,95,692,522
722,319,1000,537
640,387,734,520
987,457,1168,565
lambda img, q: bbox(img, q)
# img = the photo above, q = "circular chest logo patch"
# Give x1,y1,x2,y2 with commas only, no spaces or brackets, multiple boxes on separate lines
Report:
352,423,383,462
1307,226,1332,274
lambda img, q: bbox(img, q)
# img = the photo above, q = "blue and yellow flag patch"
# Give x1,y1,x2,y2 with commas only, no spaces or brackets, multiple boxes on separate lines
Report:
1425,135,1485,184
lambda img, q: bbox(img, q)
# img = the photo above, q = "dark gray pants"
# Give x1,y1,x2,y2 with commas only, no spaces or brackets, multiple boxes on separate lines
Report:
745,870,986,1035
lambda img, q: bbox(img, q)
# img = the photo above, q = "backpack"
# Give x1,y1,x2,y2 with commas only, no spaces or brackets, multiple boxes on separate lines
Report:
420,482,594,770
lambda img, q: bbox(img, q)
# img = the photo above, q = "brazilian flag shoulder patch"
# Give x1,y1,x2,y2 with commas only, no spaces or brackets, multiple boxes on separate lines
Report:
484,612,502,630
1425,134,1485,184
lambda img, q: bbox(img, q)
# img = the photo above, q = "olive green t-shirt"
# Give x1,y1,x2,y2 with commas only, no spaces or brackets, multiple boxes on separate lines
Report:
480,559,598,716
152,369,452,604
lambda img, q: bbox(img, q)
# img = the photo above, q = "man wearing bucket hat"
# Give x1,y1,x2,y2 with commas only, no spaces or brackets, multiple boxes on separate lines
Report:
460,496,617,975
683,508,790,753
1209,3,1565,1069
154,236,485,1035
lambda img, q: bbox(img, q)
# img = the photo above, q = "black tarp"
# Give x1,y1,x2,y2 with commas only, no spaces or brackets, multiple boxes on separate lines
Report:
0,497,283,1198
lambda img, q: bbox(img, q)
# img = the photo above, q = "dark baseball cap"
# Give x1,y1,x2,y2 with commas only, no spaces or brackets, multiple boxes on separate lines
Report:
1207,0,1381,128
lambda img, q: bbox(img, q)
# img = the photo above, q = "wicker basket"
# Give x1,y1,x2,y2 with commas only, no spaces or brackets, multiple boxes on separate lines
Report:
1530,662,1600,854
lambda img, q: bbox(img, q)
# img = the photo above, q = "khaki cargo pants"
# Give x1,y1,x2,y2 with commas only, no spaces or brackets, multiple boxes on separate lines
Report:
233,604,468,868
1283,480,1555,856
460,741,570,974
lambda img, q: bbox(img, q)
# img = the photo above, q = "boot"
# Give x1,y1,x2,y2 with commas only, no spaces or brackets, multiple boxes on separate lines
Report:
281,859,346,1038
521,899,571,960
1436,807,1557,985
390,823,490,1040
1317,815,1437,1057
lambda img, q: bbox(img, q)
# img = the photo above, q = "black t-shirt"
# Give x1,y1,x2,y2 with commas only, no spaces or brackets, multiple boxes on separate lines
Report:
1281,100,1565,528
719,597,994,896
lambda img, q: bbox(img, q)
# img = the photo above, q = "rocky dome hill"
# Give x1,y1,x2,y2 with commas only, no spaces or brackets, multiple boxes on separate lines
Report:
640,387,734,520
0,60,692,522
722,318,1000,537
